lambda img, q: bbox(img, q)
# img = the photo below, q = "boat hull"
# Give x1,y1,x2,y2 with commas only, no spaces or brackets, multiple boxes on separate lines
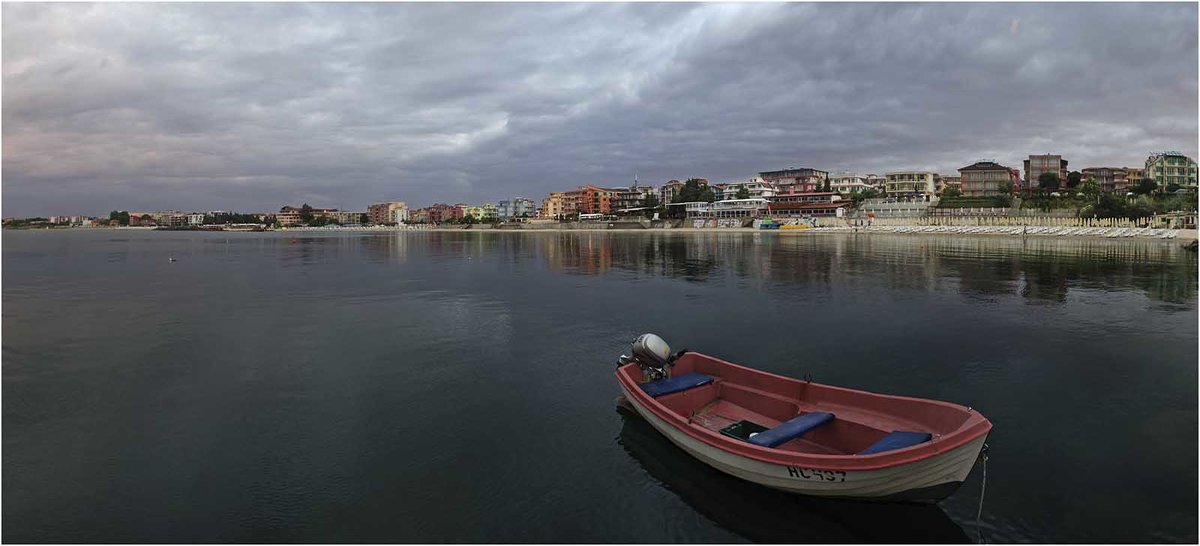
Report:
619,384,986,502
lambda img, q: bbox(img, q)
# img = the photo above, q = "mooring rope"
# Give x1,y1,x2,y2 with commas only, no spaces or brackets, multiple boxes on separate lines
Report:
975,443,990,544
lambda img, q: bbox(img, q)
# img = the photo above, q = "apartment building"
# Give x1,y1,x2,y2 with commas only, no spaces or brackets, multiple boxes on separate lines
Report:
1024,154,1069,189
959,161,1020,196
367,202,408,225
759,167,828,195
828,173,880,195
884,171,939,197
1080,167,1130,193
1145,152,1197,190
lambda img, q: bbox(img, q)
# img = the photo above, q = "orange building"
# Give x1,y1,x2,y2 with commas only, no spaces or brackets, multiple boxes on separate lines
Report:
563,185,619,214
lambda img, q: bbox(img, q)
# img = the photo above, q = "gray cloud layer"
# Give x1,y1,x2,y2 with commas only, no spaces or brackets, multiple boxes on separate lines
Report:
3,2,1196,215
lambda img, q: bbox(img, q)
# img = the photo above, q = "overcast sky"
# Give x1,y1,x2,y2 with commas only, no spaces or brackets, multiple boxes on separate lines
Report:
3,2,1197,216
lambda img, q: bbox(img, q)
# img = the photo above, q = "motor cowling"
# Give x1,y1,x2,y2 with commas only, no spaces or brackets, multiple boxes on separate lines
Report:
618,333,684,381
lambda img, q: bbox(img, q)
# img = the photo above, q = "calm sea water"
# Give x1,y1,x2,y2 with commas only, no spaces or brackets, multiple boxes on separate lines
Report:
4,230,1197,543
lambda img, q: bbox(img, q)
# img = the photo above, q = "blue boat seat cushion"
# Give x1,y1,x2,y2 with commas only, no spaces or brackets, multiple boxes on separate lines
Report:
858,430,932,455
640,372,713,398
748,412,835,448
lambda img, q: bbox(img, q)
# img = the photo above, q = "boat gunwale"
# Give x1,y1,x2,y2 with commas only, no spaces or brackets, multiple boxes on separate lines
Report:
616,352,992,472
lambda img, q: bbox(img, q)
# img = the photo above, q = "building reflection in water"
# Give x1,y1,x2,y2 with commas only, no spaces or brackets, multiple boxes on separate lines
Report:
532,232,1196,304
275,231,1196,305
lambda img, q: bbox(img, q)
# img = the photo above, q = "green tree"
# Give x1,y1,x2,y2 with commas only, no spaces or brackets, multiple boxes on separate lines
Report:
299,203,314,224
1166,182,1182,193
698,186,716,203
672,178,707,203
108,210,130,226
941,187,962,198
1066,171,1082,189
821,179,831,192
640,194,661,219
735,187,750,200
1131,178,1157,195
999,181,1015,195
1079,178,1102,200
1037,172,1060,191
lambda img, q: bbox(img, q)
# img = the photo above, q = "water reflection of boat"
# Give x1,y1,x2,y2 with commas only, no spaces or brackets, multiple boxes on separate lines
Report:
617,403,970,543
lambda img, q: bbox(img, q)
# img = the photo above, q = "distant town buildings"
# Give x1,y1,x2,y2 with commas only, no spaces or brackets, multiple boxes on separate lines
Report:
17,148,1197,228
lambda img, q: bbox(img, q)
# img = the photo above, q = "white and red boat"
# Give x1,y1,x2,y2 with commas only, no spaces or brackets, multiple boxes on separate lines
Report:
615,334,992,503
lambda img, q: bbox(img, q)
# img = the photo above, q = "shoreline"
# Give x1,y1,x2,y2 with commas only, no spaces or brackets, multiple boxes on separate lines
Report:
13,225,1197,243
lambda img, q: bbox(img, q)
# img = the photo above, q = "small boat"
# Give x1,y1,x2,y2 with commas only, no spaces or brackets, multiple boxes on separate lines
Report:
615,334,991,503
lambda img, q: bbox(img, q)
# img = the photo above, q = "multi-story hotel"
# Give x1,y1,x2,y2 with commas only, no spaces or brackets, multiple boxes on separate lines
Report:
720,177,776,200
328,211,365,225
1024,154,1069,189
497,198,537,219
759,167,828,194
542,192,566,219
884,171,939,197
424,203,455,223
367,201,407,225
561,185,618,215
659,180,686,204
612,182,657,211
1080,167,1130,193
1145,152,1197,190
276,205,362,226
959,161,1020,197
827,173,882,195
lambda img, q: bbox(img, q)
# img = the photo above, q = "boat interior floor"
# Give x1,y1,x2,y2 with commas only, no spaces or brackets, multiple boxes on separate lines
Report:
660,378,925,456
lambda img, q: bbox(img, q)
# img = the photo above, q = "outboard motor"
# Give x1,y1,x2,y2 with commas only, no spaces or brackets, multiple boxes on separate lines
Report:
617,333,687,381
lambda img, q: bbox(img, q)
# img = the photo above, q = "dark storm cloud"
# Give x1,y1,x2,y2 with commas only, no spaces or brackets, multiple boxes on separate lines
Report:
3,2,1196,215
